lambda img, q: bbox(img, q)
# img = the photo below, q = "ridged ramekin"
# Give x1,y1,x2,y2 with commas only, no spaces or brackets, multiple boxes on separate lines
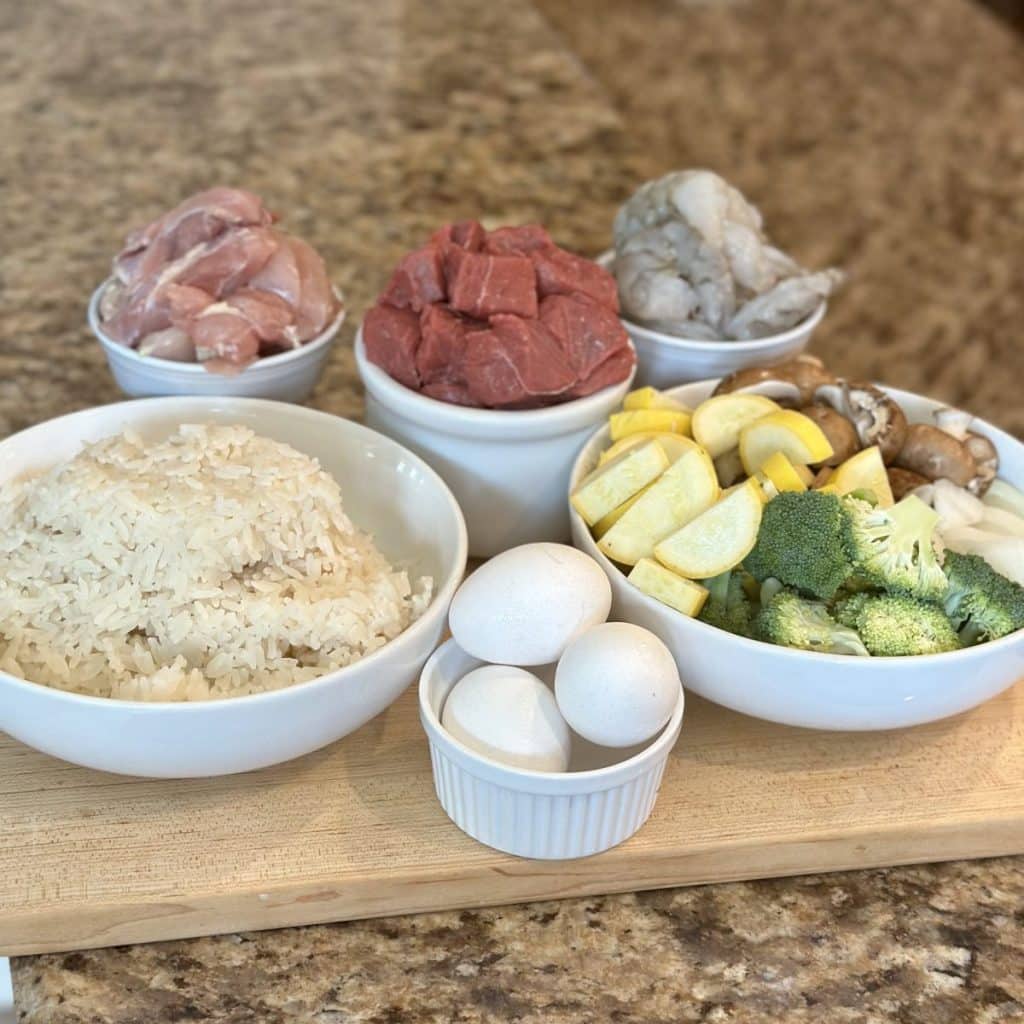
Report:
419,638,685,859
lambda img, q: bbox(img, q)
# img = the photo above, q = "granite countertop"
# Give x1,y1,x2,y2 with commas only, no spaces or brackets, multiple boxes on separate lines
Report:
3,0,1023,1019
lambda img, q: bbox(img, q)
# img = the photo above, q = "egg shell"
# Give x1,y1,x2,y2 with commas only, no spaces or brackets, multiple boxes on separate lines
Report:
441,664,571,772
448,543,612,666
554,622,680,748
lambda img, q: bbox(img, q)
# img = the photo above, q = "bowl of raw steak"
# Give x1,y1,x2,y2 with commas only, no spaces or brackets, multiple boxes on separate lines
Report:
355,220,636,556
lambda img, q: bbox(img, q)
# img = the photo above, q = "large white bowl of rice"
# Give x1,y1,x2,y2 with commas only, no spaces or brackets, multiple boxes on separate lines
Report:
0,398,467,776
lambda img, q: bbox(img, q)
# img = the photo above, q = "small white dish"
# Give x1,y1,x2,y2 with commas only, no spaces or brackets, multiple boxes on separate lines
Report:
569,380,1024,731
597,252,824,388
88,279,346,402
355,327,635,558
0,397,467,777
419,638,685,859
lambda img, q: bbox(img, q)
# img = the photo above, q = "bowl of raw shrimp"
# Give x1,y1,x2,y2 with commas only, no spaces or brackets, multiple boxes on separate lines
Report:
603,169,842,388
606,278,827,388
89,280,346,403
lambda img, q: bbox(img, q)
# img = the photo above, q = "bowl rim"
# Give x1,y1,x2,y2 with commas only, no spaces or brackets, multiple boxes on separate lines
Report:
569,379,1024,669
418,637,685,790
0,396,469,711
88,278,346,374
596,250,826,351
354,327,637,440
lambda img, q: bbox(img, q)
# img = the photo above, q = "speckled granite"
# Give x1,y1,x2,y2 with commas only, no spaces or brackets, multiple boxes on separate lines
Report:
4,0,1024,1019
536,0,1024,435
13,861,1024,1023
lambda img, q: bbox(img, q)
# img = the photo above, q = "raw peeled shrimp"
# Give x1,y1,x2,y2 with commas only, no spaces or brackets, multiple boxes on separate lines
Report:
725,270,843,340
612,169,843,340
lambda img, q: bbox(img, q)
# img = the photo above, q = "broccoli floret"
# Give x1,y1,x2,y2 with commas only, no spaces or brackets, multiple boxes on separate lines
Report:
942,551,1024,643
743,491,853,601
699,569,754,637
836,592,961,656
832,591,873,629
756,589,869,656
842,494,947,601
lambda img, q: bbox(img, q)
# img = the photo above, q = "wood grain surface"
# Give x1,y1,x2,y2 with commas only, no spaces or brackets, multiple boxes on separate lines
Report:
3,678,1022,956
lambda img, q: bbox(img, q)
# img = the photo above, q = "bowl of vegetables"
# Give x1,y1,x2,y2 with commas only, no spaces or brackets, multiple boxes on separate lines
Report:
568,369,1024,731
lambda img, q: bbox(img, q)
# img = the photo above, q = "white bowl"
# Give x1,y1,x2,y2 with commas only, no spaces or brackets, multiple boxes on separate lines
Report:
419,638,685,859
88,280,346,402
597,252,824,388
569,381,1024,731
0,398,467,777
355,327,635,558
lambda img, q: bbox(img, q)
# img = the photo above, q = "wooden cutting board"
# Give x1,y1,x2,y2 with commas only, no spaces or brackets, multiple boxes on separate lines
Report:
3,680,1023,956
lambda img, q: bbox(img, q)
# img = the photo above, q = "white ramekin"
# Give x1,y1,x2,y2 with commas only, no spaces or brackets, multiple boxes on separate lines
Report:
419,638,685,859
88,280,345,402
597,253,825,388
355,327,636,558
569,381,1024,732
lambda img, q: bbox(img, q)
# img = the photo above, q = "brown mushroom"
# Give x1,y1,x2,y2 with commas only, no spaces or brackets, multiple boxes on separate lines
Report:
798,405,859,466
811,465,834,488
887,466,930,501
964,434,998,496
894,424,977,487
713,354,836,406
931,406,999,496
813,381,908,464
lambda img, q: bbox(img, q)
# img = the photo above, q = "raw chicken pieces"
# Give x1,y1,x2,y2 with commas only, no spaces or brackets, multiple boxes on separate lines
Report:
363,222,634,409
100,188,340,372
612,170,844,340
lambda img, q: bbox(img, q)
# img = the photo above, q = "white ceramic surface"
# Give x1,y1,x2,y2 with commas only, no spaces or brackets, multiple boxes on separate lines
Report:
355,328,635,558
89,280,345,402
570,381,1024,731
0,398,467,777
597,252,824,388
419,638,685,859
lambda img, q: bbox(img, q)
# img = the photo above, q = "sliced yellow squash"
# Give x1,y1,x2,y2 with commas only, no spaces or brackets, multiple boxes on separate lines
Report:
653,478,764,579
824,446,894,507
599,432,699,467
760,451,808,494
628,558,708,616
598,446,720,565
571,440,669,526
794,463,815,486
593,485,651,539
609,409,692,441
738,410,834,476
623,386,690,413
691,393,779,458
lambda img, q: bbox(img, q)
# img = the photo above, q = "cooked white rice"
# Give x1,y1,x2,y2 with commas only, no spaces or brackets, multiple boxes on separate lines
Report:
0,424,433,701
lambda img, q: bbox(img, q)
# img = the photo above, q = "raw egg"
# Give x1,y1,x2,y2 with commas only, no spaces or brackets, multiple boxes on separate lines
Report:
554,622,680,748
448,543,611,666
441,664,571,772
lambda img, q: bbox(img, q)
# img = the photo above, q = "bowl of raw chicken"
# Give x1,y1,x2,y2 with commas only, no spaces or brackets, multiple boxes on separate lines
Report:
89,188,346,402
568,367,1024,731
605,170,843,387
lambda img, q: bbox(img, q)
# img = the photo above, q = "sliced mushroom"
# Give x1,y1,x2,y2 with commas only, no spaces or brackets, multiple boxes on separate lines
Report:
894,424,977,487
813,381,908,465
887,466,930,501
798,405,859,466
713,354,836,406
964,434,998,496
811,465,834,488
